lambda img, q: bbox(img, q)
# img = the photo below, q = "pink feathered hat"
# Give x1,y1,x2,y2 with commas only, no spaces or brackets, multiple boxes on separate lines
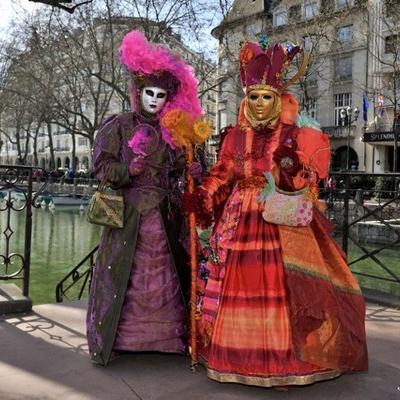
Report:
119,30,203,148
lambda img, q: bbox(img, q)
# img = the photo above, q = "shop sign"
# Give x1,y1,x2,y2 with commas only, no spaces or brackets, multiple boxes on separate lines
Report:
363,131,398,142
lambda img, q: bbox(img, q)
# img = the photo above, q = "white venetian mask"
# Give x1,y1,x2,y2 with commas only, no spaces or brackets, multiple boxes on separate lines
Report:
140,86,167,114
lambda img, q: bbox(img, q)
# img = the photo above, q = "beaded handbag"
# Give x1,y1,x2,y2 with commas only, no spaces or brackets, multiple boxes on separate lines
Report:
258,172,313,227
87,180,124,229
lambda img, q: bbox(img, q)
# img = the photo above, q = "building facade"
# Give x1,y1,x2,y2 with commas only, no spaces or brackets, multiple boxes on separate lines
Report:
212,0,400,172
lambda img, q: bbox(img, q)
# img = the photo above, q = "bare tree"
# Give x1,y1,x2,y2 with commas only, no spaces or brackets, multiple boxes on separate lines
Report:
1,0,221,167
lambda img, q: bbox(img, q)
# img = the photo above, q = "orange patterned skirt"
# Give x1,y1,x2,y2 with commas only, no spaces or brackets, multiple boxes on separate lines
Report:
199,186,368,387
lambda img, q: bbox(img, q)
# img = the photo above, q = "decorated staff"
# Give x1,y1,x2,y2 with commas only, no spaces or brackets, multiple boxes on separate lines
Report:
162,110,211,368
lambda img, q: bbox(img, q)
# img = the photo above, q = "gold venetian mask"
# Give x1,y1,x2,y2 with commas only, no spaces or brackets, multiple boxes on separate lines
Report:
244,88,281,129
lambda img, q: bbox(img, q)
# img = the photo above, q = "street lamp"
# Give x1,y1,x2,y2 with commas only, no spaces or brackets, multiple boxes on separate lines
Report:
340,106,360,170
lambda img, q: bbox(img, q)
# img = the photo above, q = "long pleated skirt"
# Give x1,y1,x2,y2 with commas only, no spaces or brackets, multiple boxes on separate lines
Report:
114,207,186,353
200,186,367,387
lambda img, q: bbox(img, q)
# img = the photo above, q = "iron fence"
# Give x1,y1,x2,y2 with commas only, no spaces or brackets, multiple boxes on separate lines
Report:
0,165,48,296
323,172,400,298
54,172,400,303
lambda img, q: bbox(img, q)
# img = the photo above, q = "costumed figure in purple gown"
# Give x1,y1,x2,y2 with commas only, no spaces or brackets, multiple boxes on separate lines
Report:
86,31,203,365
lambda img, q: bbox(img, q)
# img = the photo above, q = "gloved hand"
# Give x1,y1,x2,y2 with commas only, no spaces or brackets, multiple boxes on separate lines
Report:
183,187,213,228
188,161,202,181
129,157,146,176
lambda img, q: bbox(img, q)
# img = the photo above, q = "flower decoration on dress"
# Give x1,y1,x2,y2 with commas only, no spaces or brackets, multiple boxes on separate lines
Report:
193,120,212,144
273,145,301,176
119,31,203,148
127,124,159,156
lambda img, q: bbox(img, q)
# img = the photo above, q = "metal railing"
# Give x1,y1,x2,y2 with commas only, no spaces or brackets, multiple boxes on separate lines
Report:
55,245,98,303
0,165,48,296
324,172,400,297
55,172,400,303
322,125,356,139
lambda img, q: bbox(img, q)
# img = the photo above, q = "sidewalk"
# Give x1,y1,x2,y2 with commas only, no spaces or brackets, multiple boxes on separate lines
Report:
0,301,399,400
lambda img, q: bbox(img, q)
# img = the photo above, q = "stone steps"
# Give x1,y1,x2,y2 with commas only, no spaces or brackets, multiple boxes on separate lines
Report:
0,283,32,315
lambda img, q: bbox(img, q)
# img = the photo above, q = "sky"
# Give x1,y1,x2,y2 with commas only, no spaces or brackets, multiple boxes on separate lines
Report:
0,0,219,59
0,0,42,31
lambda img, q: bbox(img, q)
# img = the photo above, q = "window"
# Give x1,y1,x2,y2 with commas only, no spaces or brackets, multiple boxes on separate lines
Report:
274,10,288,26
218,110,227,130
336,0,353,9
78,137,88,146
289,5,301,20
334,93,352,126
335,56,352,80
122,98,130,112
385,34,400,54
304,2,318,18
307,65,319,84
303,36,313,51
337,25,353,43
219,80,230,102
308,98,317,119
220,58,229,75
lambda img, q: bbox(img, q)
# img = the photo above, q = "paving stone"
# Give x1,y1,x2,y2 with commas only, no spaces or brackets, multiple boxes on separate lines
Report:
0,301,399,400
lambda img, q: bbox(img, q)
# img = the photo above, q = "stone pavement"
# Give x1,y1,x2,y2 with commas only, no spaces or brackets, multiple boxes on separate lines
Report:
0,301,399,400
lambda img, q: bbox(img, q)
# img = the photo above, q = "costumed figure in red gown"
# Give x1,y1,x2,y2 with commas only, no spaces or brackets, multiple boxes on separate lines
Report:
185,38,368,386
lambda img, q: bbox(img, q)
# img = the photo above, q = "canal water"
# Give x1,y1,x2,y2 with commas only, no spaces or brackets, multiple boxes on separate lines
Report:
0,206,101,305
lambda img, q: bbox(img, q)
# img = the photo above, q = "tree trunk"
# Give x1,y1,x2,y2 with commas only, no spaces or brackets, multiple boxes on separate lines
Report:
71,132,76,171
47,122,55,170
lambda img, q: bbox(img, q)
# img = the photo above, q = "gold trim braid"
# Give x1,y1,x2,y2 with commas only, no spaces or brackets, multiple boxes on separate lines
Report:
246,84,281,95
207,368,341,387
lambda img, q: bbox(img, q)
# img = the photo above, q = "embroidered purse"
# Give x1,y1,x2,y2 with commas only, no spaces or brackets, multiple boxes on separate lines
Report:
258,172,312,227
87,180,124,229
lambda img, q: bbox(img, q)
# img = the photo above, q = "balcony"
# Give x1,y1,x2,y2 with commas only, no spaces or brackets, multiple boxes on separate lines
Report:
322,125,356,139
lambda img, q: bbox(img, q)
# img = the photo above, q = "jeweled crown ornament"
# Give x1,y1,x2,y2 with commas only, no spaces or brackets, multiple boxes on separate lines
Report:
239,39,309,94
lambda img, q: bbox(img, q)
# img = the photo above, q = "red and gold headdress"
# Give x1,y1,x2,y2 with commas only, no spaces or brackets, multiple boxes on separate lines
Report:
239,38,309,94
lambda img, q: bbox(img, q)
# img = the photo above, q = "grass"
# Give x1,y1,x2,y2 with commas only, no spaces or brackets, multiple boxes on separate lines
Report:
347,240,400,296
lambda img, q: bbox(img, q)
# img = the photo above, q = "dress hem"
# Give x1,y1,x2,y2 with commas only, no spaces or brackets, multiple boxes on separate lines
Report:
206,368,342,387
